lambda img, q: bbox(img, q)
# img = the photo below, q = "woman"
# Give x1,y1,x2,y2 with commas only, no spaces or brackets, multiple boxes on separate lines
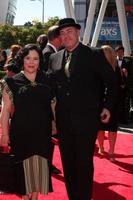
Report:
0,44,53,200
97,45,122,162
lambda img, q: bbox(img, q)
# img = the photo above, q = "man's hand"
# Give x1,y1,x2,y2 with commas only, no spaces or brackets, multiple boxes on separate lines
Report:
100,108,110,123
52,120,57,135
122,68,128,77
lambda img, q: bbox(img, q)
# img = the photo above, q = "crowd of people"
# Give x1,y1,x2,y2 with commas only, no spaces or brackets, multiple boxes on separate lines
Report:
0,17,133,200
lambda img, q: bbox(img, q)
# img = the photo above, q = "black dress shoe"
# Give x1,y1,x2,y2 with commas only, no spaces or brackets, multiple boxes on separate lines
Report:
51,165,61,174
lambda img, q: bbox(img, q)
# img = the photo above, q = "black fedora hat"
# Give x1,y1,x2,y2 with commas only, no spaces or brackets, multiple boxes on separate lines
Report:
57,18,81,31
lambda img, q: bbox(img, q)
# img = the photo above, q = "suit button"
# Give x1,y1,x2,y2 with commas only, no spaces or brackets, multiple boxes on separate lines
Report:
66,92,70,96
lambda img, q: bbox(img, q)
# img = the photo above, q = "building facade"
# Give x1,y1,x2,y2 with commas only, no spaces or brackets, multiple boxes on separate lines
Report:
74,0,133,49
0,0,17,25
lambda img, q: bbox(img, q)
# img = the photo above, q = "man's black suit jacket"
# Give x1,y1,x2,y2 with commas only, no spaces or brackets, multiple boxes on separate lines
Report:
117,57,131,87
43,44,55,71
49,43,117,134
117,57,130,70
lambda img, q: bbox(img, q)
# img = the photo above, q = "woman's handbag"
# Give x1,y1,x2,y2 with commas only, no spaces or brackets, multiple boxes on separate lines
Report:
0,147,15,193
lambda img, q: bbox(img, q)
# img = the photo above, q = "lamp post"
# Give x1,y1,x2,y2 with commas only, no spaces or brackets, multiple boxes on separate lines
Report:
30,0,44,23
42,0,44,23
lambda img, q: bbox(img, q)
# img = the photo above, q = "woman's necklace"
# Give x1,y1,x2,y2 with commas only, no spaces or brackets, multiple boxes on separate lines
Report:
30,81,37,87
21,70,37,87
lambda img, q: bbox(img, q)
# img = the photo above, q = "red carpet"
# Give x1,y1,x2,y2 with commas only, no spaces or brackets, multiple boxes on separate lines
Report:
93,132,133,200
0,132,133,200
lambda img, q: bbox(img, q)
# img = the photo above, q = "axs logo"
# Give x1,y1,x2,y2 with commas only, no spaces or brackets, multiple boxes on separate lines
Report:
100,28,117,36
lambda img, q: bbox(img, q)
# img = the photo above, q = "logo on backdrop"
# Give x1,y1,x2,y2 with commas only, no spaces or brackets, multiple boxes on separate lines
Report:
91,17,133,41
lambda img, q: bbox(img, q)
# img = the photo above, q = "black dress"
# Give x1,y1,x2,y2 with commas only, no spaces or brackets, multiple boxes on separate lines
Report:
100,66,122,132
3,70,53,195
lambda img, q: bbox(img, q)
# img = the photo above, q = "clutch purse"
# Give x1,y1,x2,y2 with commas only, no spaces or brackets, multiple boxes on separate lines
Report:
0,146,15,193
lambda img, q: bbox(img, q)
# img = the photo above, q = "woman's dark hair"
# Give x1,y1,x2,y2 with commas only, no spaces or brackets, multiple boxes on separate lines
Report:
14,44,44,70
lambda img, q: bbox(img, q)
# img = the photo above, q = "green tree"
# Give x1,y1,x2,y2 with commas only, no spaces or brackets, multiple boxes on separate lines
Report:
24,21,33,27
0,25,16,48
44,17,60,30
0,17,60,49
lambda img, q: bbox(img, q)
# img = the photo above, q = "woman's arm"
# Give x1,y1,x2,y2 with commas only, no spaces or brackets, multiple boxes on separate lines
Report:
0,88,12,147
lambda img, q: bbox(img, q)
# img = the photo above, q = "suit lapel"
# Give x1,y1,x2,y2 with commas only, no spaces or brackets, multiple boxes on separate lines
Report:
51,49,65,72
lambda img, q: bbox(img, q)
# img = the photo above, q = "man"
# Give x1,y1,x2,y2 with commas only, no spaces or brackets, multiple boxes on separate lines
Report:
43,25,62,175
42,25,62,72
115,45,129,78
36,34,48,51
49,18,117,200
115,45,130,123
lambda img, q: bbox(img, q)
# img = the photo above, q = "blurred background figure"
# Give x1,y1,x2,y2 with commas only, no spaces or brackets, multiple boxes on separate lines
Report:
115,45,128,74
125,56,133,122
5,44,22,66
3,44,22,74
43,25,62,175
115,45,130,124
0,49,7,70
42,25,62,72
97,45,122,162
36,34,48,51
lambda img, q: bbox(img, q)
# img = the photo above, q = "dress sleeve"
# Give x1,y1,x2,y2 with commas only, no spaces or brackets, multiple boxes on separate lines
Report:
1,77,14,105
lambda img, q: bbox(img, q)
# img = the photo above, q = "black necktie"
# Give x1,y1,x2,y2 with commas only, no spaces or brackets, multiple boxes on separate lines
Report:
64,52,72,77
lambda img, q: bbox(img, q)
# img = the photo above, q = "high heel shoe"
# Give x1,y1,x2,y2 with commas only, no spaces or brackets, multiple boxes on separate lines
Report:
98,148,104,156
109,154,115,162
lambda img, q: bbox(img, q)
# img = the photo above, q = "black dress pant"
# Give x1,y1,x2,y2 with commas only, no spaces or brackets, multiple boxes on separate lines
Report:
58,127,97,200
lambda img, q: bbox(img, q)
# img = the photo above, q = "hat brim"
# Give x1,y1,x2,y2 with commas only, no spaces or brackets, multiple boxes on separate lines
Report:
57,23,81,31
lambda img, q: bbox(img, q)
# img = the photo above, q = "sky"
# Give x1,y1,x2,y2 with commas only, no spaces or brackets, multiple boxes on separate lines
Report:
14,0,66,25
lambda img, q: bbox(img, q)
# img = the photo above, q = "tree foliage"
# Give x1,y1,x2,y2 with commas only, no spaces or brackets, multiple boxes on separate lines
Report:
0,17,60,49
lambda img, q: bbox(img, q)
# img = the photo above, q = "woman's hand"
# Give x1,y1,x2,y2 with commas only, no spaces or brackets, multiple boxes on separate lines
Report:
100,108,110,123
0,134,10,147
0,88,12,149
